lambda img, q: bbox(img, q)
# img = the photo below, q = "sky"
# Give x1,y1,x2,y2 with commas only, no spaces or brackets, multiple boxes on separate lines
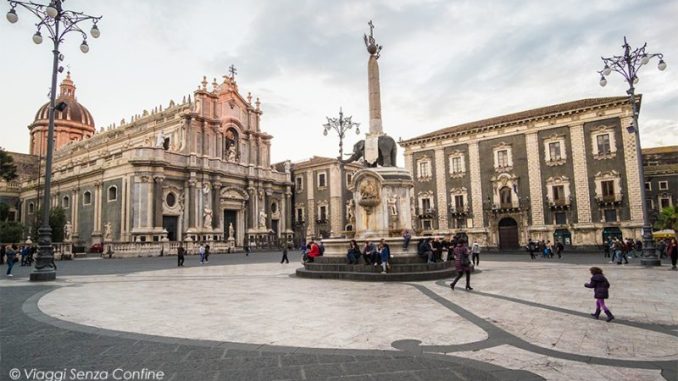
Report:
1,0,677,165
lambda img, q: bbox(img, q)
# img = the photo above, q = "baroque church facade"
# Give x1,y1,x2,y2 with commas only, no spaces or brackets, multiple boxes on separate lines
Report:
9,72,292,247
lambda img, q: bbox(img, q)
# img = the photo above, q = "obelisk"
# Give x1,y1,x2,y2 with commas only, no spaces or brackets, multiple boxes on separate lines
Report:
364,20,383,166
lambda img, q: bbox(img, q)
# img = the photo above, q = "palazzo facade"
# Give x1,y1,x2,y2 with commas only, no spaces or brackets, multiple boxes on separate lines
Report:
10,73,292,247
400,96,651,249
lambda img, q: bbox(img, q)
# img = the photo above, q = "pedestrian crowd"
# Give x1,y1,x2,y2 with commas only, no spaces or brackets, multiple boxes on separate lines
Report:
2,243,36,277
525,239,565,260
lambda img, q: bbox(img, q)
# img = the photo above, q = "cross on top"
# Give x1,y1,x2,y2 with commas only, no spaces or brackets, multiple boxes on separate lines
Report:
228,64,237,80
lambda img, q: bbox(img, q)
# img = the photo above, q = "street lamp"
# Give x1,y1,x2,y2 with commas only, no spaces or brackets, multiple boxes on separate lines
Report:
7,0,102,281
323,107,360,234
598,36,666,267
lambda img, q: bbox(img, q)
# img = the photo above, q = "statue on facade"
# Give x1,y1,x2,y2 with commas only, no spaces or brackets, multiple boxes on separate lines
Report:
104,222,113,241
228,223,235,239
64,221,72,241
283,161,291,174
259,209,267,229
203,208,213,228
155,130,166,148
225,129,238,162
388,195,399,216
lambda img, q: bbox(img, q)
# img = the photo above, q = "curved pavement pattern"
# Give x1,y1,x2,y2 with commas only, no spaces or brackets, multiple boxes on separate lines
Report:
2,255,677,380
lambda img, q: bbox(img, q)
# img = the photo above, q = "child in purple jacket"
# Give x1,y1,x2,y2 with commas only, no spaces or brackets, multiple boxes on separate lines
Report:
585,267,614,322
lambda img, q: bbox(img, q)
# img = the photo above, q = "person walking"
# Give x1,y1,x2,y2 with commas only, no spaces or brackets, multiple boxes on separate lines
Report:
585,266,614,322
379,239,391,274
450,240,472,291
527,239,536,260
204,243,210,263
177,244,185,267
555,241,564,259
199,243,206,264
5,244,17,277
471,240,480,267
667,238,678,271
281,244,290,264
244,243,251,256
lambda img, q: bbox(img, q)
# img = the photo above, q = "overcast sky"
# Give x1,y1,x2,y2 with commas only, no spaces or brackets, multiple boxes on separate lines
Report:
2,0,677,164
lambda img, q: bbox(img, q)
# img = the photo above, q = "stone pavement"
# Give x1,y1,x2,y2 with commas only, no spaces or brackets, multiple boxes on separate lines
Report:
1,252,677,381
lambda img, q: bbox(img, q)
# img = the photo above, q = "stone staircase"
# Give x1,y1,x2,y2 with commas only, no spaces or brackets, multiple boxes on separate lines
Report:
295,255,456,282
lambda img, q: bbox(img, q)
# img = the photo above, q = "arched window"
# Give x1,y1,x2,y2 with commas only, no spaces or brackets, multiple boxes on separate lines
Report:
62,196,70,208
28,202,35,214
108,186,118,202
500,186,512,207
224,128,239,161
83,191,92,205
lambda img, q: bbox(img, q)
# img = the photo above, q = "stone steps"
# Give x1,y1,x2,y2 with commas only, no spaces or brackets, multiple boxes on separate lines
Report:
295,266,457,282
303,261,452,273
296,255,457,281
310,255,427,264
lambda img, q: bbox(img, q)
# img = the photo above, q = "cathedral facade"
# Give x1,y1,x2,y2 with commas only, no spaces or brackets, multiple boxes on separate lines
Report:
13,73,292,248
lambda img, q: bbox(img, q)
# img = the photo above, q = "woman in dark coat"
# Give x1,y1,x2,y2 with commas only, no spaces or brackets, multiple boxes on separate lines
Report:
450,240,472,291
585,267,614,322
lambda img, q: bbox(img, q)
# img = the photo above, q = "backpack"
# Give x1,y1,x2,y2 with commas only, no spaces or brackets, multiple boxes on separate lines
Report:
319,244,325,255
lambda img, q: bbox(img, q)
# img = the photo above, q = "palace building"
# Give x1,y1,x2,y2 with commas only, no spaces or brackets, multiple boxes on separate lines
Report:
289,156,362,244
399,96,665,249
2,72,292,248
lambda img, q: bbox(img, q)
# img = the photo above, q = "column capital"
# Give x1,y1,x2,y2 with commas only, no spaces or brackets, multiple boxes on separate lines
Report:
188,179,197,187
154,176,166,183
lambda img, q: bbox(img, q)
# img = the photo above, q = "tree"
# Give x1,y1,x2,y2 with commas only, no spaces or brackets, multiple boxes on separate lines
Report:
0,221,24,243
0,202,9,222
32,206,67,242
654,205,678,231
0,147,18,182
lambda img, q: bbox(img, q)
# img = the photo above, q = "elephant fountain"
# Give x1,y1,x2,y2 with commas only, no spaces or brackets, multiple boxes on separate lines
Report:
342,135,397,167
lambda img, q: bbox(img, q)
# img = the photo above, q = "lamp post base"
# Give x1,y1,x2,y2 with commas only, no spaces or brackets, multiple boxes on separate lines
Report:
30,270,57,281
640,257,661,267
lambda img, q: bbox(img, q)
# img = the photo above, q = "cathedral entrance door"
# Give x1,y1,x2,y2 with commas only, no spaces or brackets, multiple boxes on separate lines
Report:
224,210,237,240
498,217,519,250
163,216,178,241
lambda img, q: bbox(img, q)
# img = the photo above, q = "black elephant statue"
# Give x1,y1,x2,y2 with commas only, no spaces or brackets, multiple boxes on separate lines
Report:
343,135,397,167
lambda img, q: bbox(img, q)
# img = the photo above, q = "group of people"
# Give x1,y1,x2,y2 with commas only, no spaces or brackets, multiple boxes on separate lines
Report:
603,237,638,265
346,239,391,273
415,236,480,266
300,239,325,263
526,239,564,260
1,244,36,277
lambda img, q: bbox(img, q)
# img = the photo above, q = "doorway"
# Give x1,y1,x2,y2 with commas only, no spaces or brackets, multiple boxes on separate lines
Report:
498,217,519,249
224,210,237,240
163,216,179,241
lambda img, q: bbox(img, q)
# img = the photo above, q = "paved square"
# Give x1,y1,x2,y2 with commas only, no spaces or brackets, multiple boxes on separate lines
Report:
2,253,677,381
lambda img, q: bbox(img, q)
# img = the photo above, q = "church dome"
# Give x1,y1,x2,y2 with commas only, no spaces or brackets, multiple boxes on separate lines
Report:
33,72,95,128
29,72,96,156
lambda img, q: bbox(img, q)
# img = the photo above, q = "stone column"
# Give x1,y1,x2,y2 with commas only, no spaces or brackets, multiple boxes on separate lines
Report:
620,115,644,223
468,141,484,228
153,176,165,228
188,179,197,228
212,181,222,230
71,188,79,240
434,147,448,232
93,181,102,234
119,178,127,241
570,124,593,224
247,185,257,230
525,132,545,226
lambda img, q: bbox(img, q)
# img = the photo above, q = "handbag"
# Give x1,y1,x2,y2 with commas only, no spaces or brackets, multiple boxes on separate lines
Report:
461,253,471,267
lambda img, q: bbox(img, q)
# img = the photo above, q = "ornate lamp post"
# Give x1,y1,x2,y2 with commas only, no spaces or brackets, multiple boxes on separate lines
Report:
7,0,101,281
323,108,360,234
598,36,666,266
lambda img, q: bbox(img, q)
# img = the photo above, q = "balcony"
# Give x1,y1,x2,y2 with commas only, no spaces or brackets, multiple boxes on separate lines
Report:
548,197,571,209
449,205,469,216
595,193,623,205
315,218,328,224
416,207,436,218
